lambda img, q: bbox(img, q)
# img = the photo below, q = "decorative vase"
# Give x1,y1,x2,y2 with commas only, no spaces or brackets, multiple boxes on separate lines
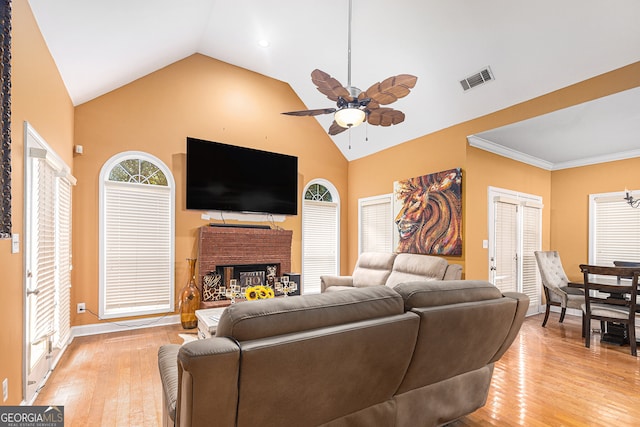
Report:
179,258,201,329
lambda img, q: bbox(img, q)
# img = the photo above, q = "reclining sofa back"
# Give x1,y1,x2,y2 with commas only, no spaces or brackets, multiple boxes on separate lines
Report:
159,282,529,427
321,252,463,292
174,287,420,427
390,281,529,426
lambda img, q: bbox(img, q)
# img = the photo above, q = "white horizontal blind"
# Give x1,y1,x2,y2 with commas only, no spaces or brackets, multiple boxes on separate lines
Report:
494,200,517,293
103,181,172,317
359,194,393,254
522,205,542,309
55,177,72,347
591,194,640,266
32,157,57,345
302,199,338,294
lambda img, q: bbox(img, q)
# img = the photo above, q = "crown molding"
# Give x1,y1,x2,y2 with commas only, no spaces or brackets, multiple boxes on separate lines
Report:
467,135,640,171
467,135,554,170
552,148,640,170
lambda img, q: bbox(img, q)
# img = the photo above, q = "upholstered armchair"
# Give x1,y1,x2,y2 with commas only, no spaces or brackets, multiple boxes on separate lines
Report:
534,251,584,327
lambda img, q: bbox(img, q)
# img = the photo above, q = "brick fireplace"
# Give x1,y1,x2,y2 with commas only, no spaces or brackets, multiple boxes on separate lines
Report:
197,225,293,308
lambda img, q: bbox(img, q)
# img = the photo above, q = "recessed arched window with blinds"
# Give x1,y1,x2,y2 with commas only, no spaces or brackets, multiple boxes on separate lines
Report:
99,153,175,319
302,181,339,294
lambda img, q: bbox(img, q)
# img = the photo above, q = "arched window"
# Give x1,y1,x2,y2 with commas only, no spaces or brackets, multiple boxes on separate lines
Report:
99,152,175,318
302,180,340,294
305,183,333,202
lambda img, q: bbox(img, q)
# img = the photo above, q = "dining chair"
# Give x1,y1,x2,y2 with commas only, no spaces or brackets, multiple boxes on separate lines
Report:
534,251,584,327
579,264,639,357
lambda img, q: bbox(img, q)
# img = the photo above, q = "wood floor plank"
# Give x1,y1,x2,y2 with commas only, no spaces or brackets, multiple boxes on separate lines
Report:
34,315,640,426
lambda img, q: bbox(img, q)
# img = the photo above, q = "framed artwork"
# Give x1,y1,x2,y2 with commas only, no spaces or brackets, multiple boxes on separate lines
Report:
0,0,11,239
393,168,462,256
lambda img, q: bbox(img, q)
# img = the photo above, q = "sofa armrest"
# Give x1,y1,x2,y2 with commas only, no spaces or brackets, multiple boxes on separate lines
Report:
444,264,463,280
176,338,241,427
320,275,354,292
489,291,529,362
158,344,181,425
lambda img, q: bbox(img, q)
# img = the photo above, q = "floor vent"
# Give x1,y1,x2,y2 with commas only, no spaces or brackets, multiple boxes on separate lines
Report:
460,67,494,91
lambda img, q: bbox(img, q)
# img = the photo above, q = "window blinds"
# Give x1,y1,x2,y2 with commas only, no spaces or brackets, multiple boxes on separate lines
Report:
302,199,338,294
359,194,393,253
591,195,640,266
31,157,57,345
103,181,173,317
494,200,518,294
522,205,541,309
56,177,72,347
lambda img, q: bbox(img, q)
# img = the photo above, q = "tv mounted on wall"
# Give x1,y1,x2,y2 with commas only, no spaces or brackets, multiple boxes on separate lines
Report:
186,137,298,215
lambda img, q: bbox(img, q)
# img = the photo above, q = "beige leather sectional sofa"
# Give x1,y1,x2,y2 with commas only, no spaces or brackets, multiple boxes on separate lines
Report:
158,280,528,427
320,252,462,292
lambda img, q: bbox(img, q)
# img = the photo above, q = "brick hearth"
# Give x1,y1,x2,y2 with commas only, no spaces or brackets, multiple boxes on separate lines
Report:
197,226,293,308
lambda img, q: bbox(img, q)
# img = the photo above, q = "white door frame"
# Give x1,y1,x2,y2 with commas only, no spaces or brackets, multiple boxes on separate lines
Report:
22,122,74,403
488,186,543,316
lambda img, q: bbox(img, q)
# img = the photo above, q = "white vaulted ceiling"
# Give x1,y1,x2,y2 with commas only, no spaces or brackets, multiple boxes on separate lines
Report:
28,0,640,162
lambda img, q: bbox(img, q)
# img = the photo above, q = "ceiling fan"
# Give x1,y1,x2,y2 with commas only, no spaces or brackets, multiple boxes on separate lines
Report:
282,0,417,137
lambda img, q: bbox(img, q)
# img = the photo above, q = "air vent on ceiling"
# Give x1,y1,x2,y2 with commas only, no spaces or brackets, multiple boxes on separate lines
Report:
460,67,494,91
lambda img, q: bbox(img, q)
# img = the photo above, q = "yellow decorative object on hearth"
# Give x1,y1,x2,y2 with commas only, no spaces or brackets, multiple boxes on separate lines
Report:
245,285,275,301
179,258,201,329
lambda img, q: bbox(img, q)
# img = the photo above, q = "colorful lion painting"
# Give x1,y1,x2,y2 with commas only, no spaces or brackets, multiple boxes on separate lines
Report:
393,168,462,255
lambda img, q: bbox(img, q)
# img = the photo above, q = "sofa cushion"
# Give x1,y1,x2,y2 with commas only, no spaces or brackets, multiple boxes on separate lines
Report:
394,280,502,310
352,252,397,288
385,253,449,288
324,285,358,292
215,286,404,341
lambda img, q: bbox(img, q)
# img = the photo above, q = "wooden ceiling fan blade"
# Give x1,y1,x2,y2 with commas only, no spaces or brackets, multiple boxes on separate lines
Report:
282,107,336,117
367,108,406,127
366,74,418,105
311,69,352,102
328,121,348,135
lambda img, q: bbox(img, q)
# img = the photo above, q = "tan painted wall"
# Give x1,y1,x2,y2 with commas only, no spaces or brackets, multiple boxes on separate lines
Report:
0,1,74,404
551,157,640,282
72,53,348,326
347,62,640,279
346,125,467,272
347,114,552,280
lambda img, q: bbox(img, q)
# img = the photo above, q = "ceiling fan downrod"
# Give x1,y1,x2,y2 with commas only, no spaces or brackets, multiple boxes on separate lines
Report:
346,0,353,90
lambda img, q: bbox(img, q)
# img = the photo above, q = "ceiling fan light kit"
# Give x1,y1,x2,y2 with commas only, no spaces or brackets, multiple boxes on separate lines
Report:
282,0,417,143
334,108,366,128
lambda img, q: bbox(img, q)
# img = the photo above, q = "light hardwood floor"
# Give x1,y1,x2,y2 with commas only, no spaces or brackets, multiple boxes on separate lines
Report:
34,313,640,426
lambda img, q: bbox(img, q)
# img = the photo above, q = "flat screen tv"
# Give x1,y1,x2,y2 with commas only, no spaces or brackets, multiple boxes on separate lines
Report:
186,137,298,215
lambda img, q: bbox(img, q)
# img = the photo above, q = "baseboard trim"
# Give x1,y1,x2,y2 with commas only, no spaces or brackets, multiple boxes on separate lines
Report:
71,314,181,338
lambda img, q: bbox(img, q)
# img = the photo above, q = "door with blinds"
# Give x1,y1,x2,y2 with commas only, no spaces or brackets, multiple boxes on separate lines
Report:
24,124,75,402
302,182,339,294
488,187,542,316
